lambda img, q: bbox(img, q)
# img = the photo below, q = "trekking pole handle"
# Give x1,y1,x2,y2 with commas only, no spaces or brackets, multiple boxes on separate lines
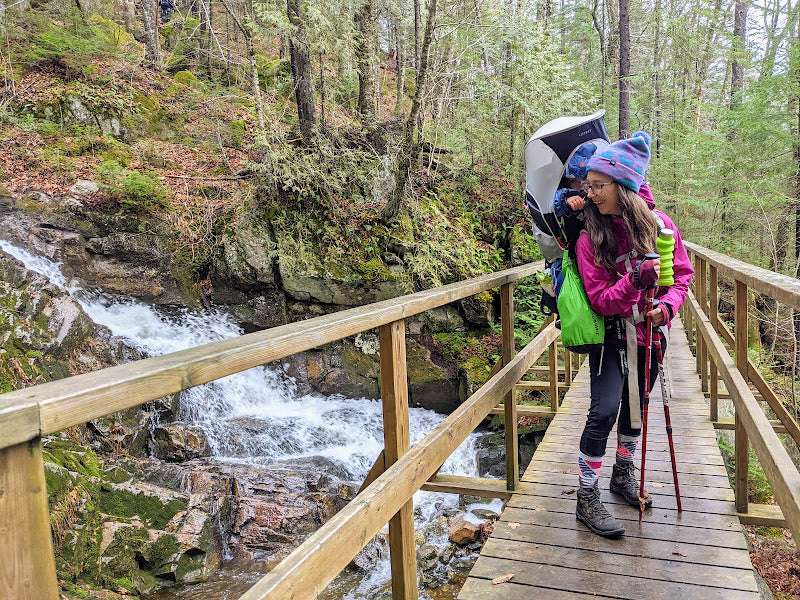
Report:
642,253,660,290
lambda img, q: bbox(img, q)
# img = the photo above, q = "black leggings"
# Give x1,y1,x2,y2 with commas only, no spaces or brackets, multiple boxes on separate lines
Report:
579,340,663,458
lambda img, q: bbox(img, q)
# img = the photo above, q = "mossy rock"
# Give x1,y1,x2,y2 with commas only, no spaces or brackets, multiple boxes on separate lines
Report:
173,70,205,90
98,487,187,529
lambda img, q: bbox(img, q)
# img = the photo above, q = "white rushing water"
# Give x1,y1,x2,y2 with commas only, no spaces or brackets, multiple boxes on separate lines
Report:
1,240,492,599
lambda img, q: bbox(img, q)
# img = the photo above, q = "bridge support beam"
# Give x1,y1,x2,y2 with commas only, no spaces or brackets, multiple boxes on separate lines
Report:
0,439,59,600
379,320,418,600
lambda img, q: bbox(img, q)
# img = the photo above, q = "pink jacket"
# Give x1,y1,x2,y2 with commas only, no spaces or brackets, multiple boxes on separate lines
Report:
574,189,694,346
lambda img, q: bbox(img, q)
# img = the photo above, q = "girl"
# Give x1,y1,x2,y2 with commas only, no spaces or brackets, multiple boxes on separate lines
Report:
569,131,693,538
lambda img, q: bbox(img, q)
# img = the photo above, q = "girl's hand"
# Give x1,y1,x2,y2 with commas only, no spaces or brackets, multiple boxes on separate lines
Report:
566,194,586,210
633,258,661,289
647,305,668,326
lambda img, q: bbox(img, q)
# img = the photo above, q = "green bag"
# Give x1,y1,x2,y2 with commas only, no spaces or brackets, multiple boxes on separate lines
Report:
556,250,604,352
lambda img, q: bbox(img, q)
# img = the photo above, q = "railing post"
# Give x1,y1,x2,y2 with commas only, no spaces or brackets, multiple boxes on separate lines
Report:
548,331,559,412
709,265,719,422
0,439,60,600
734,280,749,514
564,345,573,387
501,282,519,491
378,320,418,600
695,256,708,392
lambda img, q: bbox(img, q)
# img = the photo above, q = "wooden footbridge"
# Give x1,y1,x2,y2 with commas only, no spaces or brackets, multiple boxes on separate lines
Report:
2,242,800,599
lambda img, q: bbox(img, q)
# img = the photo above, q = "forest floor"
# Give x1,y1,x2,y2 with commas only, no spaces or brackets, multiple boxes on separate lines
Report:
746,525,800,599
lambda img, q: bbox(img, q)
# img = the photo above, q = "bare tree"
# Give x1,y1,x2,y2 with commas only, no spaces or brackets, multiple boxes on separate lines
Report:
140,0,162,68
384,0,438,222
287,0,316,143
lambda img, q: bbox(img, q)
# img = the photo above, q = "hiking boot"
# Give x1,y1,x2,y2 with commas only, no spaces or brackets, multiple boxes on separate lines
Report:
610,461,653,509
576,484,625,538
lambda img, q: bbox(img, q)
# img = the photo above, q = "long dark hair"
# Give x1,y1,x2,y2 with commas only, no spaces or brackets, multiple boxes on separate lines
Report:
583,184,658,277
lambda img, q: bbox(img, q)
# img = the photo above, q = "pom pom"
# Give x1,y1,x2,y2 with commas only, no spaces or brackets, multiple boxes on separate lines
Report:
632,130,652,148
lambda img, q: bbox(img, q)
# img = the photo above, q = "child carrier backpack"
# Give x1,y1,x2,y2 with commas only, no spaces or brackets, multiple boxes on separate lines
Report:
523,111,610,316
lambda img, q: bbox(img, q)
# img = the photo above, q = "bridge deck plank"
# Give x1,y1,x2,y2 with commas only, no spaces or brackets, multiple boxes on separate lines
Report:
458,318,761,600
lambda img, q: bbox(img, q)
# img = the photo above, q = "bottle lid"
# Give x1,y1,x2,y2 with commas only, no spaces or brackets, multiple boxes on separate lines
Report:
659,228,674,237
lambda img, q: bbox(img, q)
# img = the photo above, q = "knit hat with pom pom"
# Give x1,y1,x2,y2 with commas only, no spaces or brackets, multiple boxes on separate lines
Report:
587,131,651,192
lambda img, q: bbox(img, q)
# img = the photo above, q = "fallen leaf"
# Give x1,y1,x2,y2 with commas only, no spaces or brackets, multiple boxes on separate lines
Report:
672,551,687,557
508,522,521,529
534,507,547,512
652,482,665,488
491,573,514,585
562,488,577,495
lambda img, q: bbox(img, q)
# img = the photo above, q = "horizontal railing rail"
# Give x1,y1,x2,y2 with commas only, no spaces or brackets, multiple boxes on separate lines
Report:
683,242,800,540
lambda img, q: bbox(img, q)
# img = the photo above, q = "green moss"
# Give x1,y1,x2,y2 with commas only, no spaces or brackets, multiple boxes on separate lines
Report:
98,488,187,529
102,526,149,577
341,346,379,381
141,533,180,569
173,70,205,90
406,342,443,384
753,526,784,538
44,444,101,478
354,256,395,281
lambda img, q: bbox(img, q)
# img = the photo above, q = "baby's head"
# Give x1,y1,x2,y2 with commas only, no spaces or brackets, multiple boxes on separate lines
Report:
562,142,597,187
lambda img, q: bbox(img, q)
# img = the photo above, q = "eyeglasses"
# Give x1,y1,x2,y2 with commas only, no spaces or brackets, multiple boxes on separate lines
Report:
582,182,616,194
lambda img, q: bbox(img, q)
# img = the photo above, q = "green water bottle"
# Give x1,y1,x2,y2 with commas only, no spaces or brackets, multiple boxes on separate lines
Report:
657,228,675,286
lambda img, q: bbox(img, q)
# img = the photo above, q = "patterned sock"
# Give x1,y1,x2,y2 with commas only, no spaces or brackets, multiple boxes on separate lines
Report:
578,451,603,488
616,433,640,464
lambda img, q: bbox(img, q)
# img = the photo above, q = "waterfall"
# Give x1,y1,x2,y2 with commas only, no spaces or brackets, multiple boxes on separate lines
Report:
1,240,495,599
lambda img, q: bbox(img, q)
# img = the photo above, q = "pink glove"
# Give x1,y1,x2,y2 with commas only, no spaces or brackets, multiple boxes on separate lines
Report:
632,259,659,289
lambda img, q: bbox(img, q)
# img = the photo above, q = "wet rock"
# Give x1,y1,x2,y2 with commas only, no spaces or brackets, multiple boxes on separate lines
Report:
448,514,481,545
152,424,211,461
417,543,440,571
349,535,389,571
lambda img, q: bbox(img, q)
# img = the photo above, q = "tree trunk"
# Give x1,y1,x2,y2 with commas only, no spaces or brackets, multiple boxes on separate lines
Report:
287,0,317,143
140,0,162,68
692,0,724,127
395,24,404,110
414,0,421,70
618,0,630,138
355,0,378,122
793,6,800,271
651,0,661,157
217,0,266,133
384,0,437,223
591,0,606,106
122,0,136,32
0,0,7,37
730,1,747,107
721,0,748,235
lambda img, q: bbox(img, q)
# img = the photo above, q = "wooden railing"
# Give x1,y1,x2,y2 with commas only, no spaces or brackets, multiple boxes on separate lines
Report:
683,242,800,541
0,260,570,600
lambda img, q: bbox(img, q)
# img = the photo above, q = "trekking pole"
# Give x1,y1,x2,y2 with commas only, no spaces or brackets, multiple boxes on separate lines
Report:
638,253,659,521
654,228,682,511
654,328,682,511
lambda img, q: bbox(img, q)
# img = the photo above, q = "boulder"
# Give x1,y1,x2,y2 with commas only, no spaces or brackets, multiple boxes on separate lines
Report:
151,424,211,461
448,514,481,545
